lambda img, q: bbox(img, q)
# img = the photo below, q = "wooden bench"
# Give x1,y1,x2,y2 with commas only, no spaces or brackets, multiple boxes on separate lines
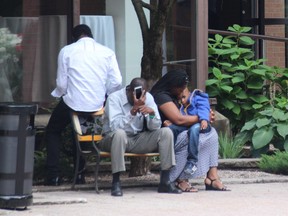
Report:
70,109,159,193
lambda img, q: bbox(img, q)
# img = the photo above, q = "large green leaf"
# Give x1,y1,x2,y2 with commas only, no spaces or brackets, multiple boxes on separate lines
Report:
234,65,249,70
235,90,248,99
232,104,241,115
234,130,252,145
222,48,238,55
220,85,233,93
232,86,242,94
251,69,266,76
239,26,252,33
228,25,238,32
232,24,241,31
284,138,288,151
212,67,222,79
259,108,274,116
252,127,274,149
222,38,236,44
241,102,253,110
230,54,240,60
221,74,233,79
272,109,286,121
256,118,271,128
250,95,269,103
205,79,218,86
242,51,254,59
239,36,255,45
218,62,232,67
221,43,232,49
210,48,226,55
215,34,223,42
238,47,253,55
222,98,234,110
232,74,245,84
206,86,219,97
247,81,264,89
283,113,288,121
241,119,257,131
277,123,288,139
252,104,263,109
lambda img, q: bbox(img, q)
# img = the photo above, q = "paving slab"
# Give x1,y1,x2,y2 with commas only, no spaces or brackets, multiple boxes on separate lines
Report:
1,182,288,216
1,159,288,215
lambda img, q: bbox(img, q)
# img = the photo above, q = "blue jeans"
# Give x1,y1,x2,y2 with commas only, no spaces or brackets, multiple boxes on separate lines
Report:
169,123,200,165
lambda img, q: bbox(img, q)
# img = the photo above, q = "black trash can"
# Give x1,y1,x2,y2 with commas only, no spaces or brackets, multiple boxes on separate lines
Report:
0,103,38,209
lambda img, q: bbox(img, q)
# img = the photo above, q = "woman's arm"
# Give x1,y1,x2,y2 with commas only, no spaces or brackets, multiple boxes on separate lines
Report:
159,101,199,127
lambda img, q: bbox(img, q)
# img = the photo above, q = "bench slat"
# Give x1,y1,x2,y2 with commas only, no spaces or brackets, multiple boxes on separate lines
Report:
100,151,159,157
78,135,102,142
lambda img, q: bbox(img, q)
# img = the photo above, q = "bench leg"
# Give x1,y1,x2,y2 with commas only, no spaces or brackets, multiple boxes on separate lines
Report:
94,152,101,193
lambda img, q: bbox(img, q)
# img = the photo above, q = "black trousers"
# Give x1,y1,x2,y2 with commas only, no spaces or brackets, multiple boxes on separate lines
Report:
45,99,85,178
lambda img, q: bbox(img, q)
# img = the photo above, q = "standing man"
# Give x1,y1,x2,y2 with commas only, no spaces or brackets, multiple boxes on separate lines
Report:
45,24,122,186
99,78,181,196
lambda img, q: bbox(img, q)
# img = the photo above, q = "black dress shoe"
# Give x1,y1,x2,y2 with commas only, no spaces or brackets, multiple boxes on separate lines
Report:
158,182,182,194
75,174,86,185
45,176,62,186
111,182,123,196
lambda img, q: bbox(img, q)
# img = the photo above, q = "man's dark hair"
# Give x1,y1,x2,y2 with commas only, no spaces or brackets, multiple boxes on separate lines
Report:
72,24,93,41
129,78,147,90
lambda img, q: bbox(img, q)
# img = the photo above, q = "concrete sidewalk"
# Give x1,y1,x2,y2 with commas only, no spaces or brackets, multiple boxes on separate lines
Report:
1,182,288,216
1,159,288,216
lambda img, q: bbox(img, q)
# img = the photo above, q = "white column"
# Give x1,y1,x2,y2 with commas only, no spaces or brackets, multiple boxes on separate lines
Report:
106,0,149,86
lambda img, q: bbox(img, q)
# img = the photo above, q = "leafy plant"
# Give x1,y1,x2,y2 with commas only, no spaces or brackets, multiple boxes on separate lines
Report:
258,151,288,175
218,132,246,159
206,24,288,152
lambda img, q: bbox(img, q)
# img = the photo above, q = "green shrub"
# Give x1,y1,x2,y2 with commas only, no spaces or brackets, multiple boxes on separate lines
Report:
207,24,288,153
218,132,245,159
258,151,288,175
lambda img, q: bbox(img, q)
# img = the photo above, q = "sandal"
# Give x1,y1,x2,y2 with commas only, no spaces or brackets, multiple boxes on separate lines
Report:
175,180,198,192
204,177,230,191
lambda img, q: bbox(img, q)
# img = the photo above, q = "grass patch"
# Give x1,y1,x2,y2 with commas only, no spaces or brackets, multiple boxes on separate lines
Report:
218,132,245,159
258,151,288,175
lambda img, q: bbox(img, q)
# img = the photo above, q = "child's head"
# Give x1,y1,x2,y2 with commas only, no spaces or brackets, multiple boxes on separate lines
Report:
181,87,190,106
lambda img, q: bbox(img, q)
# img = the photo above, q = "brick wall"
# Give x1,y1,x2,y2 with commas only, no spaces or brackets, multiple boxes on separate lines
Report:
265,0,286,68
23,0,40,16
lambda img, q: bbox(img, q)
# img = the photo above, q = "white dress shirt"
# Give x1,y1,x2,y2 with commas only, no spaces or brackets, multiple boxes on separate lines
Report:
51,37,122,112
102,88,162,136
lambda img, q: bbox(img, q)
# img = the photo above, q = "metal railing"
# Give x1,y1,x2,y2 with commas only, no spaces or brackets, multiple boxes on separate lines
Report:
208,29,288,43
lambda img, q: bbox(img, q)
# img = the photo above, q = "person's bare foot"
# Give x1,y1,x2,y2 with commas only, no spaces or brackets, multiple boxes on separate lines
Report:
204,177,230,191
175,179,198,192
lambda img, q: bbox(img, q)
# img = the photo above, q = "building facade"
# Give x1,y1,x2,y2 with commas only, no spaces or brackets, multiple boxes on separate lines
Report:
0,0,287,106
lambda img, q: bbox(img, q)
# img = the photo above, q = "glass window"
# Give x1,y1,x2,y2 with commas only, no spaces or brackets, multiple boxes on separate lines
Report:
0,0,69,104
165,0,195,84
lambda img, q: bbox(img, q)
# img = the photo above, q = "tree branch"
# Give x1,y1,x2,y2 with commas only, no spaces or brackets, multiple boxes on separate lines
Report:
131,0,150,44
141,1,156,12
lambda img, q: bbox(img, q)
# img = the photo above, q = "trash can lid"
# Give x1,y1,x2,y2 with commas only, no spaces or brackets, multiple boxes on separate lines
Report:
0,103,38,115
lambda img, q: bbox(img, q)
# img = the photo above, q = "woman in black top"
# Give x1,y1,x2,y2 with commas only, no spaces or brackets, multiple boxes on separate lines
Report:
151,69,229,191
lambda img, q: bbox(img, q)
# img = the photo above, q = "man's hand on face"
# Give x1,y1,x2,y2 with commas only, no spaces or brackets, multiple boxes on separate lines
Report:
132,89,146,111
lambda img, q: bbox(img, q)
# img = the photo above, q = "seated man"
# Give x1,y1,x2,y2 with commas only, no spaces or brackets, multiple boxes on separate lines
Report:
99,77,181,196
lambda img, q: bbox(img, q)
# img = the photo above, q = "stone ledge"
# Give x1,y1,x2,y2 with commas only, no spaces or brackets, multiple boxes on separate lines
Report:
85,158,261,173
218,158,260,169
